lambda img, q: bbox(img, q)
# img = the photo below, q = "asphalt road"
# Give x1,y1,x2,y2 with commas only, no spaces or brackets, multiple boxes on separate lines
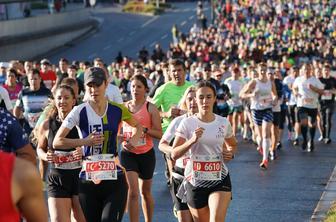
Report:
49,2,210,62
46,3,336,221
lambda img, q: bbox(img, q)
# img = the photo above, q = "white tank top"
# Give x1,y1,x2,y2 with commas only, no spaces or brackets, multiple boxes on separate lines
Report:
251,79,273,110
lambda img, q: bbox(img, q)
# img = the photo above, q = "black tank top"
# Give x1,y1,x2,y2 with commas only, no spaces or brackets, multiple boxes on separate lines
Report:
48,116,79,151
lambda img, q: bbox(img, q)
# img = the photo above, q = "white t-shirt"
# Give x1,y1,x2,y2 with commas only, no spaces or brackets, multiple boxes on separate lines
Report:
162,114,190,169
293,76,324,109
176,115,232,188
0,86,13,111
224,77,244,107
283,75,297,106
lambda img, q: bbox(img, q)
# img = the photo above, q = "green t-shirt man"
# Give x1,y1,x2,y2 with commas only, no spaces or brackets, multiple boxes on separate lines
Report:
152,60,193,132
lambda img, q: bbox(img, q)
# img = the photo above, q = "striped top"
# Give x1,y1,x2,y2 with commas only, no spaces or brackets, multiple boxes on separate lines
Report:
62,101,132,157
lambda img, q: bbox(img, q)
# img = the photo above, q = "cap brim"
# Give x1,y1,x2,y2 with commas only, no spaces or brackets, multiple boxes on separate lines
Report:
85,78,104,86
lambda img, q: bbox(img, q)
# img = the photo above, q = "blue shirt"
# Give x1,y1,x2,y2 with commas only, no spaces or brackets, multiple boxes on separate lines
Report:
0,108,29,152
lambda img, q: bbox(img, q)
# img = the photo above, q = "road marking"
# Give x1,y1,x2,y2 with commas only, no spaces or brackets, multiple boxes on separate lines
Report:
118,38,124,42
189,15,194,20
129,31,136,36
141,16,158,28
181,21,187,26
150,42,156,47
161,34,167,40
103,45,112,51
88,53,97,59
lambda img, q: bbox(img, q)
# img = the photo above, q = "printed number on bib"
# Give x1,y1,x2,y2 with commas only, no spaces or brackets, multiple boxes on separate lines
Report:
84,154,117,181
192,155,222,181
54,151,82,170
322,91,332,100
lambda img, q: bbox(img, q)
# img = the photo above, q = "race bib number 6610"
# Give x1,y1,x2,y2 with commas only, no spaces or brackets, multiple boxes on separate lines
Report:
192,155,222,181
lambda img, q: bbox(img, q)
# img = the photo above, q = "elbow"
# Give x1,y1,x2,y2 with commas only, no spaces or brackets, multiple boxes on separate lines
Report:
52,138,61,149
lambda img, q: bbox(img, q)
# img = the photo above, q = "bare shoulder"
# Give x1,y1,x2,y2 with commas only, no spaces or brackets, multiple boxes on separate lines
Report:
14,158,40,187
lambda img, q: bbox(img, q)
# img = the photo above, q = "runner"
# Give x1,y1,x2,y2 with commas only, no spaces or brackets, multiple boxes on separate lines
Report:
152,59,193,185
36,85,85,222
3,68,23,108
159,86,197,222
240,63,278,169
283,66,300,145
120,74,162,222
0,151,48,222
172,81,237,222
293,63,324,152
318,63,336,144
224,67,244,136
53,67,143,222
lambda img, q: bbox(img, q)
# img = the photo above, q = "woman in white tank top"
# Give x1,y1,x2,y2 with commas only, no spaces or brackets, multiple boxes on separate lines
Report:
240,63,278,169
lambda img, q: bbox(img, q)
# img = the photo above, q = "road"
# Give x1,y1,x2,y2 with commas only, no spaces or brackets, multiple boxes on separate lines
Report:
46,3,336,221
49,2,211,62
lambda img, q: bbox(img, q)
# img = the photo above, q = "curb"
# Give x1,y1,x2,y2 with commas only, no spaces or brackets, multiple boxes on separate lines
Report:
311,165,336,221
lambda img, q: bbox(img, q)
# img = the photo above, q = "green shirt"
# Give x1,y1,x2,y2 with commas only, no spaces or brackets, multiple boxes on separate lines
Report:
152,81,193,132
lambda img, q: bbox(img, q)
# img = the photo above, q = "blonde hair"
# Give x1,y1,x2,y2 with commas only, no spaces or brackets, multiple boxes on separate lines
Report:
178,86,196,111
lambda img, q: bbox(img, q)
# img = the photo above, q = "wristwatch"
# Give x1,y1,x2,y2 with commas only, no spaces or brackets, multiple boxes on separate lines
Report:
143,127,148,134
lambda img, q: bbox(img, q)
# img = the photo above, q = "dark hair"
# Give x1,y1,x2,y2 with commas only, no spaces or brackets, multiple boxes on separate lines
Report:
59,58,69,64
29,69,41,77
48,85,76,119
130,74,149,92
8,68,17,77
169,59,186,70
196,80,216,97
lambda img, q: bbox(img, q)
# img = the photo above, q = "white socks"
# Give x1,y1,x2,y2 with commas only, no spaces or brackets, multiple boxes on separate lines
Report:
262,138,271,161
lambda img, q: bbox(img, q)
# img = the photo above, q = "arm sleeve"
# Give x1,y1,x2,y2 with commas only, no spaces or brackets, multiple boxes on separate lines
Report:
0,87,13,111
62,105,80,129
120,103,132,121
151,85,164,109
224,118,234,138
162,117,180,143
175,118,189,140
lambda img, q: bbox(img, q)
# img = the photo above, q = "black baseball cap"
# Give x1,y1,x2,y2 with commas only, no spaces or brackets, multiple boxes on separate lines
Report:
84,67,106,86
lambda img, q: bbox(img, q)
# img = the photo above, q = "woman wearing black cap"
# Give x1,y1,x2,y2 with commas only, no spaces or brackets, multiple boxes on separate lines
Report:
53,67,143,222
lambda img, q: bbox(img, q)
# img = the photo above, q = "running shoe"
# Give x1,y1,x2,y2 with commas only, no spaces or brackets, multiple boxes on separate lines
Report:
318,136,324,142
324,138,331,144
307,141,314,152
301,140,307,151
173,206,178,218
276,142,282,150
269,151,276,161
259,160,268,169
293,138,299,146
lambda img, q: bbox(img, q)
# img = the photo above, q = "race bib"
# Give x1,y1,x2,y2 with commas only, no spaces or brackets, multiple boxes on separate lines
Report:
123,132,146,147
322,90,332,100
192,155,222,181
259,95,272,107
302,97,314,106
54,151,82,169
84,154,117,181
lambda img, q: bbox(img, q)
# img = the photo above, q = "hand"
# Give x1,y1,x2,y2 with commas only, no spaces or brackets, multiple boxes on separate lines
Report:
167,107,181,118
85,131,104,146
222,149,234,162
46,150,56,163
73,147,83,160
272,96,278,106
124,139,136,151
190,127,204,144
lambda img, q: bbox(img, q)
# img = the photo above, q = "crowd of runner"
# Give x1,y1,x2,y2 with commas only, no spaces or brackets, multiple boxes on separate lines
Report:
0,0,335,222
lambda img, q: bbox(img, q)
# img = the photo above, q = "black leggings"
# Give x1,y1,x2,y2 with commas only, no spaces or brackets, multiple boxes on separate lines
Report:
78,174,128,222
321,103,334,139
